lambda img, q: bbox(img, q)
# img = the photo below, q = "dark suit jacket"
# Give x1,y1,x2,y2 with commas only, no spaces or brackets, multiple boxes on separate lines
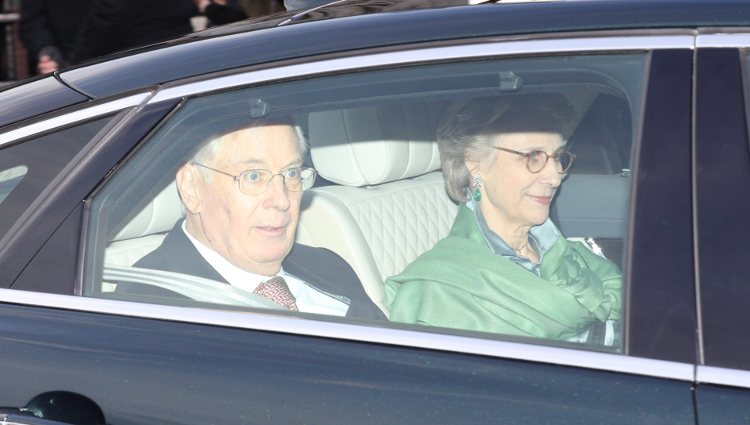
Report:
69,0,197,64
117,222,386,321
204,3,246,26
19,0,93,69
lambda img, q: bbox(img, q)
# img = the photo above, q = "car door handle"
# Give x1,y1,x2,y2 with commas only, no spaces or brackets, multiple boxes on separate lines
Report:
0,411,86,425
0,391,106,425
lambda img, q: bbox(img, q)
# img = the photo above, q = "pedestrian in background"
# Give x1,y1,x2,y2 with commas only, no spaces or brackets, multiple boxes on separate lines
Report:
19,0,92,75
195,0,284,26
196,0,245,25
68,0,198,65
20,0,198,74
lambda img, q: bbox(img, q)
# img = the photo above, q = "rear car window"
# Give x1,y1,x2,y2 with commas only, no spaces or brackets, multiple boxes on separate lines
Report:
84,52,647,352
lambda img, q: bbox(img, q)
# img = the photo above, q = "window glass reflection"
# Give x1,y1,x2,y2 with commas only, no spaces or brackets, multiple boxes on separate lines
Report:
0,165,28,206
85,52,646,351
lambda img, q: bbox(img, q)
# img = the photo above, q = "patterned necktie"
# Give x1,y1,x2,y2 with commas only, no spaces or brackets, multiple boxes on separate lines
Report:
252,276,299,311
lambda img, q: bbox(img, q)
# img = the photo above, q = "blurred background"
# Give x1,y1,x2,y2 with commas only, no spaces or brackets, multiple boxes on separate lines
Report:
1,0,24,82
0,0,291,85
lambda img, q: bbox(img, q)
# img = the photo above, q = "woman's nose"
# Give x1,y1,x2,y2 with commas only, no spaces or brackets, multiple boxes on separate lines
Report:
539,160,563,186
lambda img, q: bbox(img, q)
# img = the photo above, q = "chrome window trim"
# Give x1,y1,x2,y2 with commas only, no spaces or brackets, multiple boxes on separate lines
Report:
697,366,750,389
0,288,693,382
0,92,151,148
149,34,694,104
697,33,750,48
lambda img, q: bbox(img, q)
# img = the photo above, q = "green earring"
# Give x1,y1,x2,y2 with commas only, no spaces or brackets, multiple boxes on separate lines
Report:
471,175,483,201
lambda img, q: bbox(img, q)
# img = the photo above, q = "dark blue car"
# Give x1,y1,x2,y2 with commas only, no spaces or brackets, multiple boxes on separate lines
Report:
0,0,749,423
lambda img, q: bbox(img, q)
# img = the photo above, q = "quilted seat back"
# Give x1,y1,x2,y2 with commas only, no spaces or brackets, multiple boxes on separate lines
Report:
297,102,458,314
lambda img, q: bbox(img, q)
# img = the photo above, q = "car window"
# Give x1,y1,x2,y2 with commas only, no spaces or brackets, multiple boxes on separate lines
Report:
83,52,647,352
0,117,114,241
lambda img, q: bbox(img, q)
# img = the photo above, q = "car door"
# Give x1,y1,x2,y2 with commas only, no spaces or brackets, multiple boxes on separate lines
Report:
0,31,699,424
693,32,750,423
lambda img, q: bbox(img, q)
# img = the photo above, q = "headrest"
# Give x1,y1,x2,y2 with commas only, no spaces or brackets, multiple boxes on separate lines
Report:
113,182,184,241
308,103,441,186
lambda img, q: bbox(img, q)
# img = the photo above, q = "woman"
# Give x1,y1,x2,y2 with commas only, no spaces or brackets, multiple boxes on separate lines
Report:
385,94,622,345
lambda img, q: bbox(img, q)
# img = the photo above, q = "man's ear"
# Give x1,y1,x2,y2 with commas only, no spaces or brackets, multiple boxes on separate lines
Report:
176,163,203,214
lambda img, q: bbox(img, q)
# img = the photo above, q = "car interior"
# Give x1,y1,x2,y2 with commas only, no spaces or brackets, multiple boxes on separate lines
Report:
86,55,639,325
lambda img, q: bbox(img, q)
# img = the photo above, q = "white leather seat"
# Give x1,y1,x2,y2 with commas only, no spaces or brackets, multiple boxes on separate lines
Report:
103,102,460,311
104,182,183,268
297,103,459,314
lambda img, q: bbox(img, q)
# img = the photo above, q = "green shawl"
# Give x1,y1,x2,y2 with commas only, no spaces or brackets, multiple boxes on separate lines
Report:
385,204,622,341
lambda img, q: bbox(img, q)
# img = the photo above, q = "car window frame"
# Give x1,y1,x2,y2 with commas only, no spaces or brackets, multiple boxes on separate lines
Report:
693,33,750,391
94,30,693,368
2,30,699,384
0,96,178,290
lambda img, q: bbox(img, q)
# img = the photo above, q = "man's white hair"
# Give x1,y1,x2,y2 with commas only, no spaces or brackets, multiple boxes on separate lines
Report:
191,118,308,178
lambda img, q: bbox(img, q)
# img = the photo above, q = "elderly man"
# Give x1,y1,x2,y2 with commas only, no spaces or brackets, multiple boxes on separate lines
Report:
118,114,385,321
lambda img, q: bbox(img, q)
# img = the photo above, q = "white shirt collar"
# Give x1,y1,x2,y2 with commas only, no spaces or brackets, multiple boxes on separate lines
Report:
180,221,349,316
181,221,268,292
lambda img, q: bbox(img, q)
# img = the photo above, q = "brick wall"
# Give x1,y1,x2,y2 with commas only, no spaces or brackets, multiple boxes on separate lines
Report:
12,18,29,80
2,0,28,82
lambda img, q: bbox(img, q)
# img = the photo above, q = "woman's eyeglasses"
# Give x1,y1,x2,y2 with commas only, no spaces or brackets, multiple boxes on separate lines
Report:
492,146,575,174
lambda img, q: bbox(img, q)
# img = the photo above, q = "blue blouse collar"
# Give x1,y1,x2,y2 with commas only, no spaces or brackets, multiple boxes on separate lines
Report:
467,199,561,274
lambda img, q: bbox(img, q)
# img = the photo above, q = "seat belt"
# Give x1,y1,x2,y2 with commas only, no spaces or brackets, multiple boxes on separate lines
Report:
103,265,284,310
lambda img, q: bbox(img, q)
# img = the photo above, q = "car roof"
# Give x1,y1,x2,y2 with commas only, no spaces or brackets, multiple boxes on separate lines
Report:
57,0,750,99
2,0,750,128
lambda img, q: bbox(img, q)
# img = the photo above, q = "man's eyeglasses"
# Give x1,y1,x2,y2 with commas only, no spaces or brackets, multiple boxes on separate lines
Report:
191,162,317,195
492,146,576,174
